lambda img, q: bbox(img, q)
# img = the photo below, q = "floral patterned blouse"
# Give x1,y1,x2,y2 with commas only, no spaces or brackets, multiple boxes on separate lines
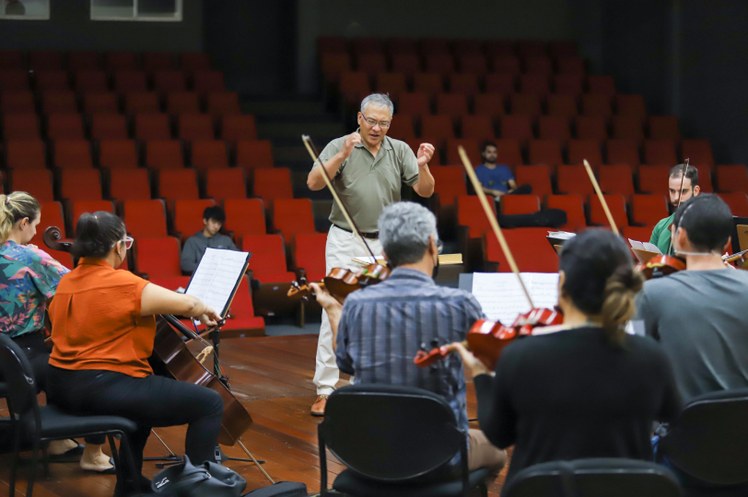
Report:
0,241,69,338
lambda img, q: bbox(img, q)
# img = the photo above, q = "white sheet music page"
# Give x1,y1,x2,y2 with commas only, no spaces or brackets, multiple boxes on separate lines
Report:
186,248,249,317
471,272,559,323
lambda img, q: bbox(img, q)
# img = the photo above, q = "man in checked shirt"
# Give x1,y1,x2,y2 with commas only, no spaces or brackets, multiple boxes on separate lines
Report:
310,201,505,474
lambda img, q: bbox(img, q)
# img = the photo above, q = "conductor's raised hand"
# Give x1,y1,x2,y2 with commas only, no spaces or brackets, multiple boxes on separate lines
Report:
341,132,362,158
416,142,435,167
444,341,490,377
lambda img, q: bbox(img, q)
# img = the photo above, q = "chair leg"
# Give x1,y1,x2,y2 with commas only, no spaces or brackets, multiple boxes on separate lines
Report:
9,423,21,497
27,437,41,497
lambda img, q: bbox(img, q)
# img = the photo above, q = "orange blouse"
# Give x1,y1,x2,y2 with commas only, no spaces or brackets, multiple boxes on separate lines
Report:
48,258,156,378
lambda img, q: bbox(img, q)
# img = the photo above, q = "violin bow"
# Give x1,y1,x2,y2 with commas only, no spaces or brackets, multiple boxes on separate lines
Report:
457,146,535,308
301,134,379,263
666,159,690,255
582,159,619,235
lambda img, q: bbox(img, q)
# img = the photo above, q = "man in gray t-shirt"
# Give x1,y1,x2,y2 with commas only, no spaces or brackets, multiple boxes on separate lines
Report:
180,205,237,274
306,93,436,416
635,194,748,402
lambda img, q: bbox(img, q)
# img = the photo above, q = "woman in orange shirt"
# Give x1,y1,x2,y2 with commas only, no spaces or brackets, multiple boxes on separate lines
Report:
46,212,224,496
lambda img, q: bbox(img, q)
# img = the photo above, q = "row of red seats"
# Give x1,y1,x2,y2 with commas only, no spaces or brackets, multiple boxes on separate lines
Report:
0,138,273,170
456,193,748,240
347,92,648,120
0,69,226,94
33,192,320,289
337,73,616,101
407,137,713,169
393,115,682,144
431,163,748,200
1,91,240,117
3,165,294,206
319,37,577,59
1,112,254,141
0,50,212,71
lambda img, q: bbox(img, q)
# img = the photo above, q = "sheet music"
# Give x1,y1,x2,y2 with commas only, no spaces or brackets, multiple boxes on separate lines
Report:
186,248,249,317
471,272,559,323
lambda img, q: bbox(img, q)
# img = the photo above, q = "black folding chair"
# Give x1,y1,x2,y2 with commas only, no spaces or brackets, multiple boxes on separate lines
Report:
318,384,491,497
659,388,748,496
0,334,138,497
503,458,682,497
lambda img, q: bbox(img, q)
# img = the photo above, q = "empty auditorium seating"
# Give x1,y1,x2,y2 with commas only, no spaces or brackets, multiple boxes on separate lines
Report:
108,168,152,201
204,167,247,202
69,200,115,233
98,139,139,169
3,113,40,139
122,199,168,239
5,138,46,169
598,164,635,195
52,139,94,168
500,195,540,215
235,139,274,170
90,113,129,140
515,165,553,196
556,165,594,195
567,139,603,167
59,169,103,201
242,234,295,283
10,169,54,202
528,139,563,167
134,237,182,278
190,140,229,170
224,198,266,236
292,233,328,281
157,169,200,203
545,194,586,232
272,198,317,241
644,139,677,166
484,227,558,272
715,164,748,193
177,113,215,141
145,140,185,169
220,114,257,142
637,164,670,194
134,113,172,140
630,194,668,227
587,193,628,228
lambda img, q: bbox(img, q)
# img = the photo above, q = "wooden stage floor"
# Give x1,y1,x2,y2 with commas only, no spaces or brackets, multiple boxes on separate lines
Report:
0,334,508,497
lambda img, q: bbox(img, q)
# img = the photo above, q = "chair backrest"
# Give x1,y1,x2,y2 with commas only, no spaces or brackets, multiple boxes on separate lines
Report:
503,458,681,497
661,388,748,486
0,334,41,427
319,384,465,482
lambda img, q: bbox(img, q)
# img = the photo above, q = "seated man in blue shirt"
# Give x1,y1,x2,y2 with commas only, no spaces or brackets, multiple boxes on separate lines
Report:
475,141,530,198
180,206,238,274
310,201,506,474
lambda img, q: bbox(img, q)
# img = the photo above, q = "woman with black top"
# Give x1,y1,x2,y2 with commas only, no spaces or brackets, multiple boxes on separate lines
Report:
449,228,681,488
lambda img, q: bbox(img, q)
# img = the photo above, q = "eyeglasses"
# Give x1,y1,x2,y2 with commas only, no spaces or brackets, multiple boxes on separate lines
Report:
361,113,391,129
121,236,134,250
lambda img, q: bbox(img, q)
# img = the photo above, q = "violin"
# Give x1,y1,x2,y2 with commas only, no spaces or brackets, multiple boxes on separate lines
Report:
414,307,563,370
723,248,748,268
287,263,390,301
412,146,563,369
638,255,687,279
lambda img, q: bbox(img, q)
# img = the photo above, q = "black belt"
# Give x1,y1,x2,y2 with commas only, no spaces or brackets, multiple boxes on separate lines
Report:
333,224,379,239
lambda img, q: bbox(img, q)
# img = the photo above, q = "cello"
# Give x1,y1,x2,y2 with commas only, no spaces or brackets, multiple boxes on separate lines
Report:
413,146,563,370
43,226,272,482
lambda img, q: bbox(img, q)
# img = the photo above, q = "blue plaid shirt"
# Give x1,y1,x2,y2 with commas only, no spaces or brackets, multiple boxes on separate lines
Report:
336,268,484,432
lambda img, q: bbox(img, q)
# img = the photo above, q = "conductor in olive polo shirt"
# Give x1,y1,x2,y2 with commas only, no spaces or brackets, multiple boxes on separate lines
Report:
306,93,436,416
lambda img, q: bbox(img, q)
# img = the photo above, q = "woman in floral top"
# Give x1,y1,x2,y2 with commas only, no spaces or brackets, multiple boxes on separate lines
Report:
0,191,113,472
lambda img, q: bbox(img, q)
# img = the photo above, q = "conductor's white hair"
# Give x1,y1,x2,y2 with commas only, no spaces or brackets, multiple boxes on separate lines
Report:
360,93,394,115
378,202,438,267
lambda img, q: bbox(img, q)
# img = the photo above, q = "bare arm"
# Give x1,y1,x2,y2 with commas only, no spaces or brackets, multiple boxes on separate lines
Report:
412,143,436,197
140,283,220,327
310,283,343,350
306,132,361,191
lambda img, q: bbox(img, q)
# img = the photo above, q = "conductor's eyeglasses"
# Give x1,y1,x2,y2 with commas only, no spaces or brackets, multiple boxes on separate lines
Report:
361,114,391,129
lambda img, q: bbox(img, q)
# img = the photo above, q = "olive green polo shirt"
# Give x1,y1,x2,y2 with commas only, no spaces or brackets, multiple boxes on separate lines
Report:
314,133,419,233
650,213,675,255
